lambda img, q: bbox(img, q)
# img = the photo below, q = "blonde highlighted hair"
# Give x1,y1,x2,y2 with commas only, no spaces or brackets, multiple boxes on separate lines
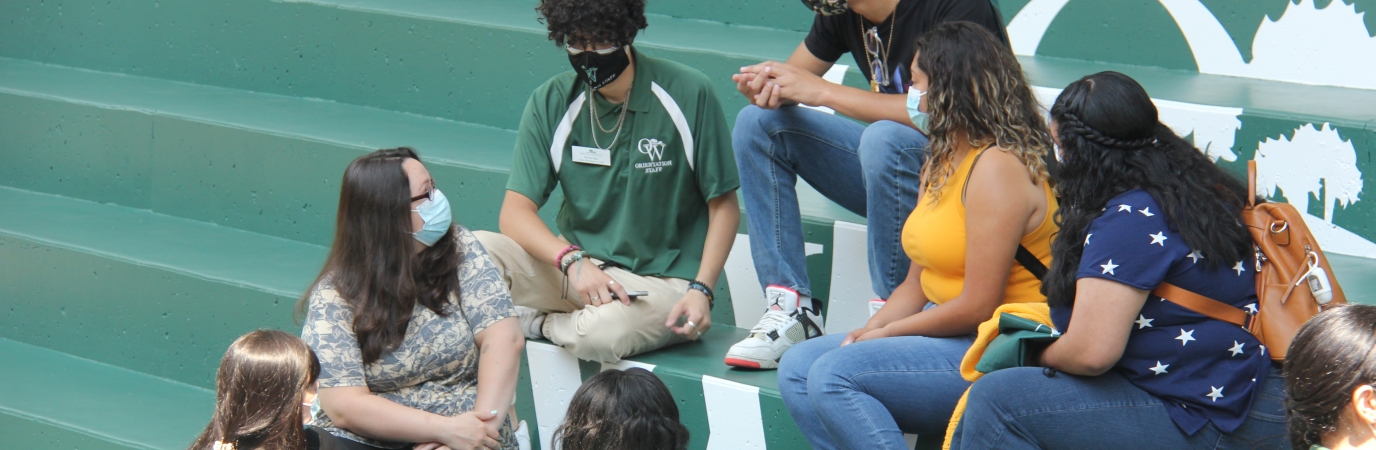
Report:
913,22,1053,200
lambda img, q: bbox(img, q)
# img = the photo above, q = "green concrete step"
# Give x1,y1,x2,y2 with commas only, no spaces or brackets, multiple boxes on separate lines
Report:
0,57,859,246
646,0,816,33
0,57,519,247
6,0,1376,132
0,338,213,450
0,0,811,131
0,185,321,387
1332,254,1376,306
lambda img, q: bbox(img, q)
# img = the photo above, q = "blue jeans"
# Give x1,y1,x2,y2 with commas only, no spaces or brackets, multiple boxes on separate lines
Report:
733,105,928,299
778,333,976,450
952,366,1288,449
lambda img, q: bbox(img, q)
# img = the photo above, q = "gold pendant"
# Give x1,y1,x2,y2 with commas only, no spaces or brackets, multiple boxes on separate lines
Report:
870,80,879,93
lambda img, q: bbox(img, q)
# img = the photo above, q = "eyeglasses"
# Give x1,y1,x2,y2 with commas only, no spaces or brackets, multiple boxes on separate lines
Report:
863,27,890,88
565,45,620,56
410,183,436,203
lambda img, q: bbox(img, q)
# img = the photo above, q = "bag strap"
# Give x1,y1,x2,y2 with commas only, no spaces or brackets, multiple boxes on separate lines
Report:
1152,283,1252,329
1247,160,1258,209
960,146,1049,281
1015,245,1048,280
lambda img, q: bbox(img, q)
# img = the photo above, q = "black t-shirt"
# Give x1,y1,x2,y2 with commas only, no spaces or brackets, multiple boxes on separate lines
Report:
803,0,1008,94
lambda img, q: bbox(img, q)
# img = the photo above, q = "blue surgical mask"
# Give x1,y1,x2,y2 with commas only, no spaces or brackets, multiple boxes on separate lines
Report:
411,188,452,246
906,88,930,135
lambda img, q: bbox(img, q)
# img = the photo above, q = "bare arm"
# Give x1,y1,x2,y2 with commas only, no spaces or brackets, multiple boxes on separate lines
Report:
863,149,1041,339
473,318,523,434
1040,278,1146,376
842,261,929,345
666,192,740,337
316,387,499,449
497,190,569,268
498,190,630,305
694,192,740,290
738,43,914,126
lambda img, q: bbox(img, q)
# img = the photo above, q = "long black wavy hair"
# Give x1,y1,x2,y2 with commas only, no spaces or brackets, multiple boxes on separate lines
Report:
1285,304,1376,449
296,147,461,364
537,0,647,48
1043,72,1254,308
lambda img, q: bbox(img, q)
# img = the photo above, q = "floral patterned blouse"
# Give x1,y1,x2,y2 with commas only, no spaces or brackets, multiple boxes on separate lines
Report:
302,226,517,449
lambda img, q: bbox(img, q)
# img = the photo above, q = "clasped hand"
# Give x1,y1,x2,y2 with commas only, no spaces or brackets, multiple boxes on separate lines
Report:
413,410,502,450
731,61,830,110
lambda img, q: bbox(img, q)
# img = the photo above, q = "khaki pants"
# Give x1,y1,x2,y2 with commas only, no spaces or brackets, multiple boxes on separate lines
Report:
475,231,691,363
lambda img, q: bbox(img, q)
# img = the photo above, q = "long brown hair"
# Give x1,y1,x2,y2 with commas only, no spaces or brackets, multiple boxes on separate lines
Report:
914,21,1053,201
189,330,320,450
296,147,461,364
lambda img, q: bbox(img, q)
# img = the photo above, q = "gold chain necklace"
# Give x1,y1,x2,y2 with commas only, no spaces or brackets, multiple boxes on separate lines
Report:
860,8,896,93
588,82,631,150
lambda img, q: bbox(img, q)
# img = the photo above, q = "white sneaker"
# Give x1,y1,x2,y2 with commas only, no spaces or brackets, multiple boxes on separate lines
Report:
724,286,824,369
514,306,547,340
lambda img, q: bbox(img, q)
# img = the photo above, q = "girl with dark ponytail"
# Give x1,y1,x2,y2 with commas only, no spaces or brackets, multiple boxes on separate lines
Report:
952,72,1287,449
1285,304,1376,450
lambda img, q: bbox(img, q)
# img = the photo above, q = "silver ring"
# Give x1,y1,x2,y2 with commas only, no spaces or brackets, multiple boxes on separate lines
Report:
591,295,599,302
686,320,696,329
608,280,617,286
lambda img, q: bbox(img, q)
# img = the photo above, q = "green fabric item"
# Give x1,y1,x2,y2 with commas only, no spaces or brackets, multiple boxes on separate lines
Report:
507,47,739,280
974,313,1061,374
1310,446,1329,450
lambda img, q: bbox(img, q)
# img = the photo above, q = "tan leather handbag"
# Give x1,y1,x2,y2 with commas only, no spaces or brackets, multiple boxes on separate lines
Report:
1151,160,1346,361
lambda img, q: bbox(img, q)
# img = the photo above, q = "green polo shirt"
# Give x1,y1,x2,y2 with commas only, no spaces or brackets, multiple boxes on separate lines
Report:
507,48,739,280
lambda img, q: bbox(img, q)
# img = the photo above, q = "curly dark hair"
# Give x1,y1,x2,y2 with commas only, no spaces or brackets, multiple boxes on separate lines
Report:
1042,72,1254,308
554,368,689,450
537,0,647,48
1285,304,1376,450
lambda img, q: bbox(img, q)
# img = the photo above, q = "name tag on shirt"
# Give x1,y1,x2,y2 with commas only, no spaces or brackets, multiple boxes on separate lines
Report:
571,146,611,166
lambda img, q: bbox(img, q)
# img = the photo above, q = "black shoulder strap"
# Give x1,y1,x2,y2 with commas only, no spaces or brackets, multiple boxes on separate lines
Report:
1015,245,1048,281
961,146,1049,281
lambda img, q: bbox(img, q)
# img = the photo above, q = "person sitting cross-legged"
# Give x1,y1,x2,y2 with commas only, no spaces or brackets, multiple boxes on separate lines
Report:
951,72,1287,449
475,0,740,364
724,0,1010,369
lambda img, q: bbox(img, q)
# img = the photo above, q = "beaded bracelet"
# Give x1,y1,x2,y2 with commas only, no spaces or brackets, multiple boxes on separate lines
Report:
687,280,715,310
559,251,585,275
554,245,580,267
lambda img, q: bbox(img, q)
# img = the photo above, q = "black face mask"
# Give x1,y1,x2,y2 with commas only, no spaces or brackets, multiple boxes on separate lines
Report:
568,46,631,90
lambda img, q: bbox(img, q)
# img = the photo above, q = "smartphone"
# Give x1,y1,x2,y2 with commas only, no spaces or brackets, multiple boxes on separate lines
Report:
610,291,650,300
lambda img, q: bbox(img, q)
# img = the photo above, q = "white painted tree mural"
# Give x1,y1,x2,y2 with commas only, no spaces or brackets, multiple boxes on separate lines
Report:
1254,123,1374,257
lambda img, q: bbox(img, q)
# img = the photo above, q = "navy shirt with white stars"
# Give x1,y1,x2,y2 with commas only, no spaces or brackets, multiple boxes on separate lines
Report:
1050,189,1272,435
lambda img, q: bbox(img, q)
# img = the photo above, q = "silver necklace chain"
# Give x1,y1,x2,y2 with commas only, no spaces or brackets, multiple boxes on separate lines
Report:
588,82,631,150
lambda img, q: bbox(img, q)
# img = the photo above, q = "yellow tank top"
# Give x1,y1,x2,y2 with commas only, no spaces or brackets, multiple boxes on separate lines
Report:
901,146,1059,305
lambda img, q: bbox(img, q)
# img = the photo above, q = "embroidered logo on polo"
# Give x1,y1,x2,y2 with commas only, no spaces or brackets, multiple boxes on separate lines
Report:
635,138,673,173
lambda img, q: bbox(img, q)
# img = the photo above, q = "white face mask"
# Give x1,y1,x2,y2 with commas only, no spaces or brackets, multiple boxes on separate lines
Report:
906,88,930,135
410,188,452,246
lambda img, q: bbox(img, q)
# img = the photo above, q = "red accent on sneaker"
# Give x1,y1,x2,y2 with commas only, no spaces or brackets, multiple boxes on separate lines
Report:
765,285,800,311
724,357,762,369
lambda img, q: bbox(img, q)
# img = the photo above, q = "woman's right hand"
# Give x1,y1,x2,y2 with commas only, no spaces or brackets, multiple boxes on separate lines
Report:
437,411,501,450
841,325,881,346
570,259,630,307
